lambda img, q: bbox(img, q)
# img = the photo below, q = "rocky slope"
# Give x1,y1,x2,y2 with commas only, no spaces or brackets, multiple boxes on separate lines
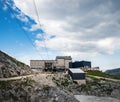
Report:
0,73,120,102
105,68,120,76
0,77,79,102
52,73,120,99
0,50,33,78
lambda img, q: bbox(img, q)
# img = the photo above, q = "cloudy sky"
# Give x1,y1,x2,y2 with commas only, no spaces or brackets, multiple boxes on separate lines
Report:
0,0,120,71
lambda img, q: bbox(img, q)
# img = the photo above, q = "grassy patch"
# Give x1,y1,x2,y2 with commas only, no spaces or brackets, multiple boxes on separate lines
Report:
87,72,110,77
87,71,120,79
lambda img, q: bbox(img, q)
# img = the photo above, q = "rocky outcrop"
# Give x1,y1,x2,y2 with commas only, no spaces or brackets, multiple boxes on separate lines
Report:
0,72,120,102
0,78,79,102
52,73,120,99
0,50,33,78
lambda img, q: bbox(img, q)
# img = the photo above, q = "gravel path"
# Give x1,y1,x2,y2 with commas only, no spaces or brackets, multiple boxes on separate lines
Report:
88,75,120,82
75,95,120,102
0,74,34,81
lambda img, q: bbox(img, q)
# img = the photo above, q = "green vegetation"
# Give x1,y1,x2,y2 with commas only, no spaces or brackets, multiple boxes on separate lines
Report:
0,78,35,90
0,80,13,90
21,77,35,86
73,78,114,96
43,85,50,91
16,61,25,67
87,71,120,79
0,78,35,102
87,71,110,77
52,74,72,87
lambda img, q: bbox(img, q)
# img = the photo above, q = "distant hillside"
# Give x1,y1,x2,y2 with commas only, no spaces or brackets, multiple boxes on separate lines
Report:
105,68,120,76
0,50,33,78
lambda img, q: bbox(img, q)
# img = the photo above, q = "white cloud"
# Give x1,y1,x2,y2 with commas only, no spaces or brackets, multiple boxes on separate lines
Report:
36,33,42,39
30,24,40,31
35,40,45,49
15,12,29,22
13,0,120,69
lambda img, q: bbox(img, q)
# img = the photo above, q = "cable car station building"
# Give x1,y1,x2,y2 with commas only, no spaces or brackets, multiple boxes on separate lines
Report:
30,56,72,70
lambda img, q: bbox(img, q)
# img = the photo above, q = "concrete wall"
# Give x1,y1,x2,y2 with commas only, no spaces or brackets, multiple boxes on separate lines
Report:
30,60,45,68
56,59,65,68
30,60,55,69
30,59,71,69
74,80,86,85
65,60,72,68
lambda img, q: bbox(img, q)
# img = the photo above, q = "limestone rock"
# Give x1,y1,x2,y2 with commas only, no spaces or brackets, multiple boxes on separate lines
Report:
0,50,33,78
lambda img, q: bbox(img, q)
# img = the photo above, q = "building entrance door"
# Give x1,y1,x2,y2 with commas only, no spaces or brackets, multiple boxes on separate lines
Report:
45,63,53,70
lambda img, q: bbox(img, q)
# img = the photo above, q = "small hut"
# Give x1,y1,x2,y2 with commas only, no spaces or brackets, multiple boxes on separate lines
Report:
68,68,86,84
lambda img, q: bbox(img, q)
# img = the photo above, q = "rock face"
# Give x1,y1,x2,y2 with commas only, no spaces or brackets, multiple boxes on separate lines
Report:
52,73,120,99
0,78,79,102
0,50,33,78
105,68,120,76
0,72,120,102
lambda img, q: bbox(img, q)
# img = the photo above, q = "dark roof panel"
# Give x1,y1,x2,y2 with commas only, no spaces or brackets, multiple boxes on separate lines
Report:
56,56,72,60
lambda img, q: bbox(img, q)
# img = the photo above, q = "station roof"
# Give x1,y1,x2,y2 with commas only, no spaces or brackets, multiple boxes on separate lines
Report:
56,56,72,60
69,68,85,73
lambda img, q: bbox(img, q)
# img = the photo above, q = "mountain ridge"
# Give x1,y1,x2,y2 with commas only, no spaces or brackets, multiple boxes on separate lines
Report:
105,68,120,76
